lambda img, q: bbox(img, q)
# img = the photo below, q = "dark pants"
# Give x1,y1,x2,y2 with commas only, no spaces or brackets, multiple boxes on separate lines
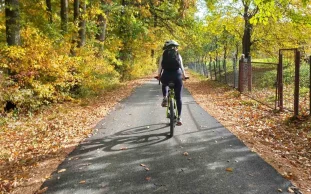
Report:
160,69,183,117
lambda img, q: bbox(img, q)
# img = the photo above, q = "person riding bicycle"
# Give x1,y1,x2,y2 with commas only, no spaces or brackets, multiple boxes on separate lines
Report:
157,40,188,126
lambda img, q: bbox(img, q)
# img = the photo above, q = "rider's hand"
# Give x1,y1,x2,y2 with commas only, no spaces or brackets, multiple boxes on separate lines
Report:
157,74,161,80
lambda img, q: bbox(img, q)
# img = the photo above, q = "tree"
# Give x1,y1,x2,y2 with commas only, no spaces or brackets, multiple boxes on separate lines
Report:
77,1,86,47
241,0,258,58
60,0,68,33
46,0,52,23
5,0,20,45
96,0,110,43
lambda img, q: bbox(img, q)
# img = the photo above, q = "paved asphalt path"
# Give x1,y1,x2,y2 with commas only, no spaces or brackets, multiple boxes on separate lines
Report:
40,79,296,194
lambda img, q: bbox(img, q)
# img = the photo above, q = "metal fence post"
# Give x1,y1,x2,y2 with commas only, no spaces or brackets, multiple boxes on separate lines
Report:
238,56,244,92
278,52,283,111
248,56,252,91
214,60,217,81
224,59,227,84
294,50,300,117
218,59,222,82
233,57,237,88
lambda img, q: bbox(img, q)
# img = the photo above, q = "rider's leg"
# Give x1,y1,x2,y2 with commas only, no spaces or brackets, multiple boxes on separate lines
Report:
174,71,183,120
160,71,169,107
161,85,168,107
162,85,168,97
174,80,182,117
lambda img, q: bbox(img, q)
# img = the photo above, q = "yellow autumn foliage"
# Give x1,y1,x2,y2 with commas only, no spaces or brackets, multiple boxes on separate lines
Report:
0,26,123,112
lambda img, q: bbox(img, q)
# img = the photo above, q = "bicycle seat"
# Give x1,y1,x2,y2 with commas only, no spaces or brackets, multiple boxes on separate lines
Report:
168,82,175,88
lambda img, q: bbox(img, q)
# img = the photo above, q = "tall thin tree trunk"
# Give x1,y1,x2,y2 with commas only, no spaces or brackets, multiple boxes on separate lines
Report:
95,0,110,54
119,0,127,61
70,0,79,55
96,14,107,42
60,0,68,33
96,0,107,43
151,12,157,63
46,0,52,23
74,0,79,21
242,4,252,59
77,2,86,47
5,0,20,46
243,20,252,59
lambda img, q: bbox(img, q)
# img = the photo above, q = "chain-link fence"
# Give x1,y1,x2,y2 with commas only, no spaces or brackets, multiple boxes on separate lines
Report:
245,61,278,109
299,56,310,115
188,51,311,116
188,57,239,88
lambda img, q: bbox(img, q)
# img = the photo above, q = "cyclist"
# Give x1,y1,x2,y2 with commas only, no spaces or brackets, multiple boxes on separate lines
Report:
157,40,188,126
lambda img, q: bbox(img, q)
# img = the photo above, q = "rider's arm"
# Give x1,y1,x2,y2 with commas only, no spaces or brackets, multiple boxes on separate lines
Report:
179,55,187,77
157,55,163,77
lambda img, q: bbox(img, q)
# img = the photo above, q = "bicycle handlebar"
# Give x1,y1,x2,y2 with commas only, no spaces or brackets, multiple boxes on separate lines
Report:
154,76,190,80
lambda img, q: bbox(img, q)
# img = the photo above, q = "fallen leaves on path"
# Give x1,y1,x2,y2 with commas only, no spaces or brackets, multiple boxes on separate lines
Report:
184,72,311,194
225,168,233,172
57,169,66,173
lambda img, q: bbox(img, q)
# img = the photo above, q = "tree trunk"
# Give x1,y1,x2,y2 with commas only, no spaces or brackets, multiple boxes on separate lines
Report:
235,42,239,61
96,14,107,42
60,0,68,33
151,11,157,63
242,5,252,59
5,0,20,46
70,0,79,55
243,20,252,59
77,2,86,47
74,0,79,21
95,0,110,54
46,0,52,23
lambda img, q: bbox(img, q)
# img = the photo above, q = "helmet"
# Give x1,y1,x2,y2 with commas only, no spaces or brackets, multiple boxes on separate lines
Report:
164,40,179,47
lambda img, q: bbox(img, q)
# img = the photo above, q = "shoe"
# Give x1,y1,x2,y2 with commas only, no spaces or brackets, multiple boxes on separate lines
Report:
161,97,168,107
176,118,182,126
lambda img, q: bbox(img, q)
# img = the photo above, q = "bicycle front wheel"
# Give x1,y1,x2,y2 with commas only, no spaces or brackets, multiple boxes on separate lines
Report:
169,97,175,137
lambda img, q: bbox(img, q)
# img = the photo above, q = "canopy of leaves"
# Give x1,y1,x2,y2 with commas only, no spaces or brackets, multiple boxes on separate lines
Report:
181,0,311,64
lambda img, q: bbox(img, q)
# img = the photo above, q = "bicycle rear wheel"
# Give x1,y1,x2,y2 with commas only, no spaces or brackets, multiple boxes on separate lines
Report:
169,97,175,137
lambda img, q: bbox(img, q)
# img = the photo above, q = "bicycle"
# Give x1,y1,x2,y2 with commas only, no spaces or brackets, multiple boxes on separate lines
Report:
155,75,189,137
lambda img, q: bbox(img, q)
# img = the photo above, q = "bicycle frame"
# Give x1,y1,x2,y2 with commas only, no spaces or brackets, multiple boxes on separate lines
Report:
166,87,178,119
166,82,178,137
